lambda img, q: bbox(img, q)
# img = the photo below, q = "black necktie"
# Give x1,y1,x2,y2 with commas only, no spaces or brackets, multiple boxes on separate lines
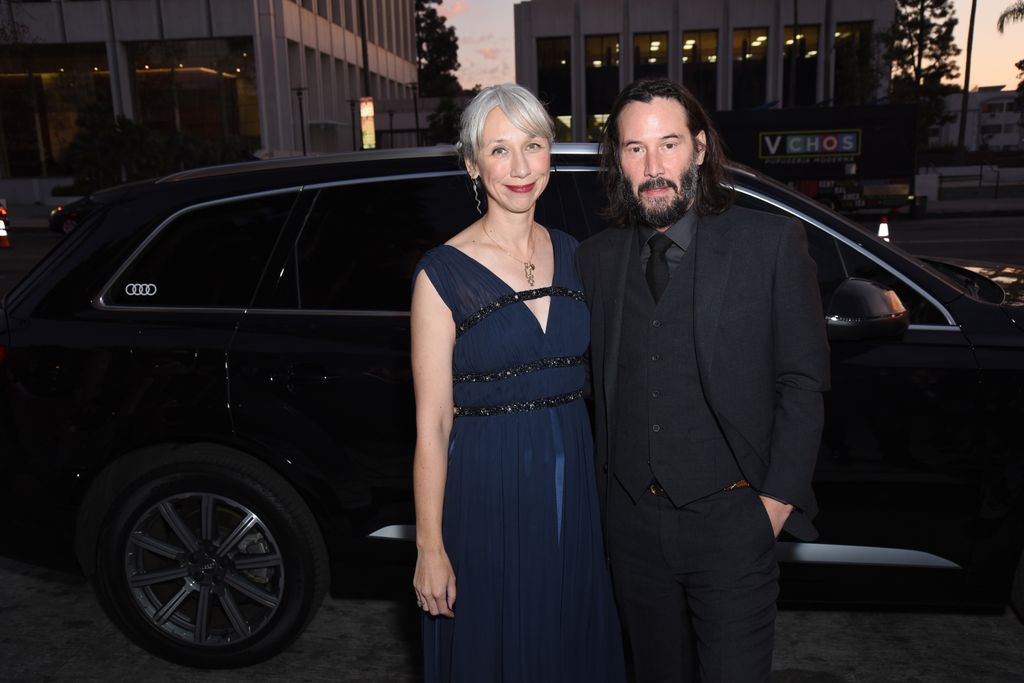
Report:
646,232,673,303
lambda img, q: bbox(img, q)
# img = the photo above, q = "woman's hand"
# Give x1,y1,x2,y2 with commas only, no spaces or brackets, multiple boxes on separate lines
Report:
414,547,457,617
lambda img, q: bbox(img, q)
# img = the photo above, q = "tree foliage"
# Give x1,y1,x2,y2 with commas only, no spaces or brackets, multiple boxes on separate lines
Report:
416,0,461,97
997,1,1024,32
66,105,250,194
880,0,961,144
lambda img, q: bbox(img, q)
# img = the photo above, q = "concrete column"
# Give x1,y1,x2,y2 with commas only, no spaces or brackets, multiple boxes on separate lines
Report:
668,0,681,84
571,0,585,142
719,0,731,110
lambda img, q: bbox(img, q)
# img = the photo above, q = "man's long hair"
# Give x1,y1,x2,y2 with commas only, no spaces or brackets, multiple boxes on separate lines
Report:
601,79,733,224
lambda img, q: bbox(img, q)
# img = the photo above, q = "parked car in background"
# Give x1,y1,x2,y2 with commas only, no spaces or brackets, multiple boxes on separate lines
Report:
48,197,98,235
2,144,1024,668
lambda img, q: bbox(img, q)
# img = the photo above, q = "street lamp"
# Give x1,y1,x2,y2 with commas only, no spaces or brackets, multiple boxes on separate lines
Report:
292,87,308,155
408,82,421,147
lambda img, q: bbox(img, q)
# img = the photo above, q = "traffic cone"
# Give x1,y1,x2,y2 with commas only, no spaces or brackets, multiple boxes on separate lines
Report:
0,210,10,248
877,215,889,242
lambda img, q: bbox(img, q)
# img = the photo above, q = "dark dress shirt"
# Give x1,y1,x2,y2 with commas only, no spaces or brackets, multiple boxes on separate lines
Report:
638,211,698,275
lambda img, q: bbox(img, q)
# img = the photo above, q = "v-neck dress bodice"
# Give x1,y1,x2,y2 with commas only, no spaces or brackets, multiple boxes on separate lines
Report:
413,228,624,683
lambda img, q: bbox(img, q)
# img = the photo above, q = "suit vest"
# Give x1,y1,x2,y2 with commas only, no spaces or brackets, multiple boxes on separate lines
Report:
613,233,742,506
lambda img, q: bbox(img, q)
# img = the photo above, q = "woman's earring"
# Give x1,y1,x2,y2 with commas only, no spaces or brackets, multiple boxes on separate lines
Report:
471,177,483,215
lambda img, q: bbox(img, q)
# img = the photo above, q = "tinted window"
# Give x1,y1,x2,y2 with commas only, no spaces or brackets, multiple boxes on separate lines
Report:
836,244,948,324
107,192,296,307
275,175,478,311
735,191,947,325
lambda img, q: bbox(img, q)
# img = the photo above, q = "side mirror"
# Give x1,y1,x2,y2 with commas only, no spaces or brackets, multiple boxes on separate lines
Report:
826,277,909,341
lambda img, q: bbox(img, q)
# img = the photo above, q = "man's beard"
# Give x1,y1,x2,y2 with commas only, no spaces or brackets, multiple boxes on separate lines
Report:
620,155,700,229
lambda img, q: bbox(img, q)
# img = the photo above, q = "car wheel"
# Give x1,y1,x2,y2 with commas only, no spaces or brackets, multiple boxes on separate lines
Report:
91,444,329,668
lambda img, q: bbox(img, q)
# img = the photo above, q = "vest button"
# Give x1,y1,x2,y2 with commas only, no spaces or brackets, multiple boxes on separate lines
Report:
651,390,660,398
652,424,661,433
651,354,660,361
652,319,661,328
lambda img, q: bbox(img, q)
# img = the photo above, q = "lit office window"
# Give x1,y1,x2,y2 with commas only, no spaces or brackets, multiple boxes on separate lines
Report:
0,43,112,177
128,38,261,151
783,24,819,107
833,22,875,106
585,34,620,142
732,28,768,109
682,30,717,111
634,32,668,80
537,37,572,141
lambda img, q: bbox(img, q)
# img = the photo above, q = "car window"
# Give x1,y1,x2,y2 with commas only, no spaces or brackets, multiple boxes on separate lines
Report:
734,192,947,326
277,175,478,311
106,192,297,308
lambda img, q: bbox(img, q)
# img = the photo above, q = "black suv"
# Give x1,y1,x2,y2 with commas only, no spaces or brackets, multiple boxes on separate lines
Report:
2,144,1024,668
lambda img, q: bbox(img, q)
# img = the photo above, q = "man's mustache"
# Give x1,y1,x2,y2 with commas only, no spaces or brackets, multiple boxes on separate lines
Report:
638,177,679,194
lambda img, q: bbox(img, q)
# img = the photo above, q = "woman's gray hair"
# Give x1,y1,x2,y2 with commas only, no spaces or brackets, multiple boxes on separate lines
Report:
457,84,555,167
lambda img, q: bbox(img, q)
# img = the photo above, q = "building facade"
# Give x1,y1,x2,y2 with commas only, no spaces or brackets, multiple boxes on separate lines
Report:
514,0,894,142
0,0,418,194
929,86,1023,152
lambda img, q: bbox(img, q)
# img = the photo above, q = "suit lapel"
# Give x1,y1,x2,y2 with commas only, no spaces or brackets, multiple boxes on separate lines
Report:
693,213,733,383
602,229,633,415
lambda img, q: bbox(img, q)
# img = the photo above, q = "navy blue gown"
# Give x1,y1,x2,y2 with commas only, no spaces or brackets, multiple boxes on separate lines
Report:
414,228,625,682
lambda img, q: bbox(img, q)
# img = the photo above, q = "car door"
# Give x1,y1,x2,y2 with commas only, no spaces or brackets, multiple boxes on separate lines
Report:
733,189,988,604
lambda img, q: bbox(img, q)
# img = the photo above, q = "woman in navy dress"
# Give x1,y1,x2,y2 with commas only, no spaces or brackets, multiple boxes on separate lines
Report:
410,84,625,682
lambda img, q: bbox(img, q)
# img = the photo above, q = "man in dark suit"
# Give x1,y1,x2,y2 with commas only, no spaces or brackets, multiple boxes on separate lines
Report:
577,78,830,682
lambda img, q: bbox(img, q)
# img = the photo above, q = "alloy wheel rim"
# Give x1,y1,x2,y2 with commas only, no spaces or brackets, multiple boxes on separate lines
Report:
124,492,285,647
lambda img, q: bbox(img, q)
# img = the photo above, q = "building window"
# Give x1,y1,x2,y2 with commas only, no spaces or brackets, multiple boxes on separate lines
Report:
585,34,620,142
783,24,818,107
682,30,717,111
980,124,1002,135
0,43,113,177
732,28,768,109
127,38,260,152
833,22,874,106
537,37,572,141
634,32,668,81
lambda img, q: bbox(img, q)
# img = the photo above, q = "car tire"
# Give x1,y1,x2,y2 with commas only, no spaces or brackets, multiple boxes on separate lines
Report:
90,443,329,668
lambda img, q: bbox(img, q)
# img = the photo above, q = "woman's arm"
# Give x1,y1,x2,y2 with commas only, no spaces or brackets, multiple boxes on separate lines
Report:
411,268,458,617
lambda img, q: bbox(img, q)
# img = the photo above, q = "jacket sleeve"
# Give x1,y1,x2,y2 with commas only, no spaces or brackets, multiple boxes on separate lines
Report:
759,219,831,513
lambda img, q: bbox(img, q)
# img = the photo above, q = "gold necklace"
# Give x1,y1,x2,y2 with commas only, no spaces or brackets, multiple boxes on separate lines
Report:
483,223,537,287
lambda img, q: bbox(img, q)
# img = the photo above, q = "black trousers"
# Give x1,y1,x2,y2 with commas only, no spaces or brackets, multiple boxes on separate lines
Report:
608,479,779,683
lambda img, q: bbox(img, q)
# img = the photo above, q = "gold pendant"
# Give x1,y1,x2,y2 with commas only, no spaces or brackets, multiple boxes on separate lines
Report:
524,262,535,287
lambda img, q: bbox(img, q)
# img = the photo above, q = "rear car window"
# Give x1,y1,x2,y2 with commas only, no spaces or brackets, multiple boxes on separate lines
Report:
106,192,297,308
269,175,478,311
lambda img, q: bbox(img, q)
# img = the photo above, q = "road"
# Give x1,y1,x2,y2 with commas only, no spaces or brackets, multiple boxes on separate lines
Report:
3,215,1024,681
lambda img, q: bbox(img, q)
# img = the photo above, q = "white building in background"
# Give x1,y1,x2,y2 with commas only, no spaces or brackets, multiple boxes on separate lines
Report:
514,0,894,142
0,0,418,200
929,86,1023,152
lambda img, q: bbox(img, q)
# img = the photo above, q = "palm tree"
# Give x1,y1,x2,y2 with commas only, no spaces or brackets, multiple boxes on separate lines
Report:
998,1,1024,32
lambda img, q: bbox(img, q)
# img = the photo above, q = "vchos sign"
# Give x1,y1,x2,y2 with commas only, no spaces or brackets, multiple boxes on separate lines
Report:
759,130,861,162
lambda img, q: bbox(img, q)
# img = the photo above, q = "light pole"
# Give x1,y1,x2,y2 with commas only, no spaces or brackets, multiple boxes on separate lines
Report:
409,82,421,146
292,87,308,155
349,99,360,150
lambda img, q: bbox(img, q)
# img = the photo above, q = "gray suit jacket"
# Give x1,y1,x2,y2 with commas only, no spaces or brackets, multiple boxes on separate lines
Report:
576,205,830,540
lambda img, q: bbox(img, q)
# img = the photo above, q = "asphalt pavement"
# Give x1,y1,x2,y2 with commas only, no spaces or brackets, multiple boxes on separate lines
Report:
2,554,1024,682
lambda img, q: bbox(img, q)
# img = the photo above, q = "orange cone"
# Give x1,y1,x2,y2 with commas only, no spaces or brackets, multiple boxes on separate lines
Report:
877,215,889,242
0,208,10,248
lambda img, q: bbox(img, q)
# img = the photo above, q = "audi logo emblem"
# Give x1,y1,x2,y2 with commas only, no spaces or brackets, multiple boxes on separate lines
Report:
125,283,158,296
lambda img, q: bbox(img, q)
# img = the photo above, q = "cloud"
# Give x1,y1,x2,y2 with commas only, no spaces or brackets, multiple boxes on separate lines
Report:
478,47,500,60
438,0,469,17
461,33,495,45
